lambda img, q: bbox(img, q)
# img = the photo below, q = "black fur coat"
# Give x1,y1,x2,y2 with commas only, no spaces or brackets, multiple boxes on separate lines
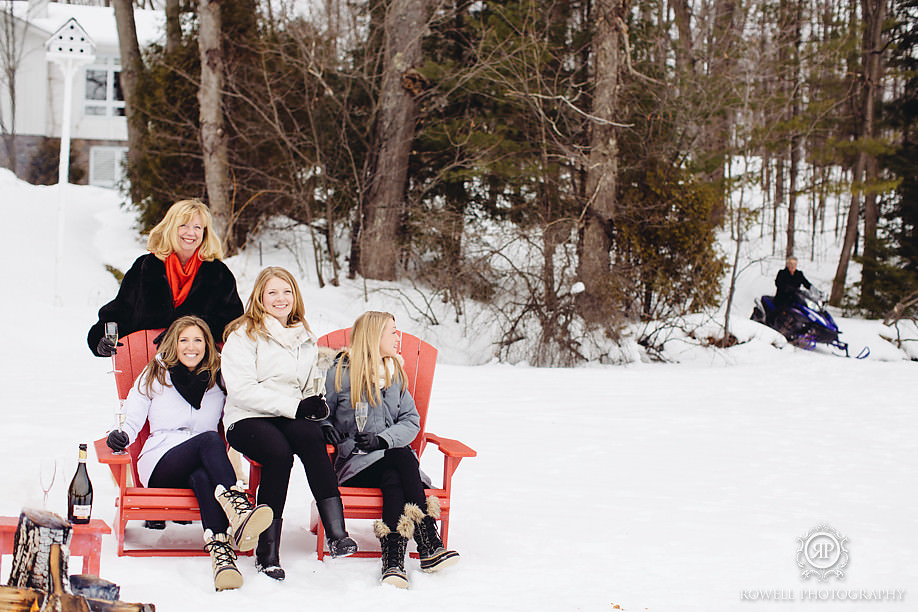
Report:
87,254,244,355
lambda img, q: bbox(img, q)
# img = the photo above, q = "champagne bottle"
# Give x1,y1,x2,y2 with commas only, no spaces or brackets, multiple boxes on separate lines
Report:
68,443,93,524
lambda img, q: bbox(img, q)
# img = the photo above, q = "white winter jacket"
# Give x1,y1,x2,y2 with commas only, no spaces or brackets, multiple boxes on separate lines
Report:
121,369,226,487
221,316,321,428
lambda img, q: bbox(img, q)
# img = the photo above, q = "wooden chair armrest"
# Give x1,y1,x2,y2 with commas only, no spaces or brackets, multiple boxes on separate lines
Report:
94,438,131,465
424,433,476,458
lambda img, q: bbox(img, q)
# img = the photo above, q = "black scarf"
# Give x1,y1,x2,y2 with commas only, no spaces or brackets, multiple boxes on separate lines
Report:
169,364,211,409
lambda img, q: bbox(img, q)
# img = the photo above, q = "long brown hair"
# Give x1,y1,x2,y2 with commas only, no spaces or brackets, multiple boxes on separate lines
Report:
224,266,312,341
334,311,406,408
139,316,221,397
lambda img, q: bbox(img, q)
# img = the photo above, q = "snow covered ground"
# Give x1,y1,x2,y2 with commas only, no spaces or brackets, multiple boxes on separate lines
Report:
1,170,916,611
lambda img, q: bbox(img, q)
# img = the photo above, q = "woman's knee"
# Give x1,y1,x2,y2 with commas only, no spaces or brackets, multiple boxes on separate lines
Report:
197,430,224,449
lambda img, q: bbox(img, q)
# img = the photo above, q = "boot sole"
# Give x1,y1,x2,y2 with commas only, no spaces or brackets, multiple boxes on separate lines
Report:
234,506,274,552
214,567,243,591
421,550,460,573
381,572,409,589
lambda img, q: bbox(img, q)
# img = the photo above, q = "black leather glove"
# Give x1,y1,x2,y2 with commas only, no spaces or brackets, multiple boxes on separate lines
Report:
355,431,388,452
106,430,130,452
321,423,342,446
96,336,122,357
296,395,330,421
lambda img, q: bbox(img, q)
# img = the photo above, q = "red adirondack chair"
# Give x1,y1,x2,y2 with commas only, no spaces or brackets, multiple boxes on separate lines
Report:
248,328,476,560
93,329,253,557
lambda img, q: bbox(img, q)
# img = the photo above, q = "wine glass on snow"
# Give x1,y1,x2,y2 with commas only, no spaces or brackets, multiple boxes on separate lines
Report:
354,401,369,455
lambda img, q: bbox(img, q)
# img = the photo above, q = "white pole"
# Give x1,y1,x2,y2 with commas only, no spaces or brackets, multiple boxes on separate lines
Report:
53,57,76,306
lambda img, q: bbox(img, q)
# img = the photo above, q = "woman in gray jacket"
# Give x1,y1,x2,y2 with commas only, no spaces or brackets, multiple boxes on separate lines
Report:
222,266,357,581
324,311,459,588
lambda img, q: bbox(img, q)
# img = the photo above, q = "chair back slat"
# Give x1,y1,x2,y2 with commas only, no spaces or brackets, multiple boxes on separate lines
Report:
113,329,163,400
317,328,437,456
111,329,162,486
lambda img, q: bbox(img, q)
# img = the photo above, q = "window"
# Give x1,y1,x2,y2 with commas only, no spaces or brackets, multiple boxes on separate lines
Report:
83,57,124,118
89,146,127,188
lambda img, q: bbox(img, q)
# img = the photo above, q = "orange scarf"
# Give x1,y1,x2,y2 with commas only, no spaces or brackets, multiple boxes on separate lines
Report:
164,251,203,307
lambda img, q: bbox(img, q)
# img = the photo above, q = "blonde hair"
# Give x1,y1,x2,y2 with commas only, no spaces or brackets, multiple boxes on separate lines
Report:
140,316,221,396
334,311,406,409
147,200,224,261
224,266,312,341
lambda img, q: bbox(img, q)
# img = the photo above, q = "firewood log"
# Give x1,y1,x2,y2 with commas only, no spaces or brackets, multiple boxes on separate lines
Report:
40,544,89,612
7,510,72,594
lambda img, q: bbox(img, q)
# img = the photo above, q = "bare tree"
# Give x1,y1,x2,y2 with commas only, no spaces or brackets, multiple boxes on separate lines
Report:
577,0,626,322
112,0,145,205
0,2,26,175
830,0,887,305
198,0,232,246
356,0,435,280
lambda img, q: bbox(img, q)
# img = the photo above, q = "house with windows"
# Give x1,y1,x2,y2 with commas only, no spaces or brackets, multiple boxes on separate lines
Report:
0,0,163,187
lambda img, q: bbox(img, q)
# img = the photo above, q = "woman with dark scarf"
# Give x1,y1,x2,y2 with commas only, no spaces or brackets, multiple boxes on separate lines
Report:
87,199,243,357
103,316,273,591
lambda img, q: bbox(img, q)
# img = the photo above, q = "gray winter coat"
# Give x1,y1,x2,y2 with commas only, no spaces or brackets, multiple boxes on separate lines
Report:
322,362,421,483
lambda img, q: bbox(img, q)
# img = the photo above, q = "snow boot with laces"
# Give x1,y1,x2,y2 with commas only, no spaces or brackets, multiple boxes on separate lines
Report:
204,530,243,591
374,512,414,589
215,482,273,552
406,496,460,573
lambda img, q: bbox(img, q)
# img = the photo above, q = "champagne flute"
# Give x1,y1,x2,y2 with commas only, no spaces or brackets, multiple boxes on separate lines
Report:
312,368,327,397
353,401,369,455
110,407,128,455
104,322,121,374
39,458,57,509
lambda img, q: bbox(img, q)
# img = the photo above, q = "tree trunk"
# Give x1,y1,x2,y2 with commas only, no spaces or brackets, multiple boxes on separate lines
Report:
830,0,886,306
165,0,182,55
578,0,623,323
830,155,864,305
111,0,145,207
198,0,232,248
357,0,432,280
859,0,886,306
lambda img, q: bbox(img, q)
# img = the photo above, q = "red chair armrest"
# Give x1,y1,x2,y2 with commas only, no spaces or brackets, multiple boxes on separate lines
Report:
94,438,131,465
424,433,476,458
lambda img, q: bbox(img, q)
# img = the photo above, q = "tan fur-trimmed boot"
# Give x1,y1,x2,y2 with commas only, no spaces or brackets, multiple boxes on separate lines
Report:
407,497,460,573
204,530,243,591
374,512,414,589
215,482,273,552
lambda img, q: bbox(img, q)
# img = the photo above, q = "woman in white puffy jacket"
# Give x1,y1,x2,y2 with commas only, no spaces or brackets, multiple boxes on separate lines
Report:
104,315,272,591
221,266,357,582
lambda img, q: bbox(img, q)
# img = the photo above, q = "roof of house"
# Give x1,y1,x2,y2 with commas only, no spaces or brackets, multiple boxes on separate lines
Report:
8,1,165,49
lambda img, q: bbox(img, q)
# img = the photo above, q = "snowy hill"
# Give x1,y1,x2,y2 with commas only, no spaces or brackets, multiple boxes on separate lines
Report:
1,171,916,611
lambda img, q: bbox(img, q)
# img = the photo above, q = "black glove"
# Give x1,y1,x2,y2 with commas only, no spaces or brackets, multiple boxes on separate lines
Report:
106,430,130,452
355,431,388,452
321,424,342,446
296,395,330,421
96,336,122,357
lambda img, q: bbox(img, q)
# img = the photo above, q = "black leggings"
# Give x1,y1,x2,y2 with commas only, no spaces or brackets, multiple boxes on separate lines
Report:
147,431,236,533
226,417,339,517
342,447,427,531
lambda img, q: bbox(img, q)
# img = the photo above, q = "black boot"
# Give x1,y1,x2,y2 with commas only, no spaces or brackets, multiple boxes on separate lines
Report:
408,497,460,572
374,517,412,589
255,518,285,581
316,496,358,558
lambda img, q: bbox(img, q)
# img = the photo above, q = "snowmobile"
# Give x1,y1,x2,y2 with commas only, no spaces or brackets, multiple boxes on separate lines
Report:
751,285,867,358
